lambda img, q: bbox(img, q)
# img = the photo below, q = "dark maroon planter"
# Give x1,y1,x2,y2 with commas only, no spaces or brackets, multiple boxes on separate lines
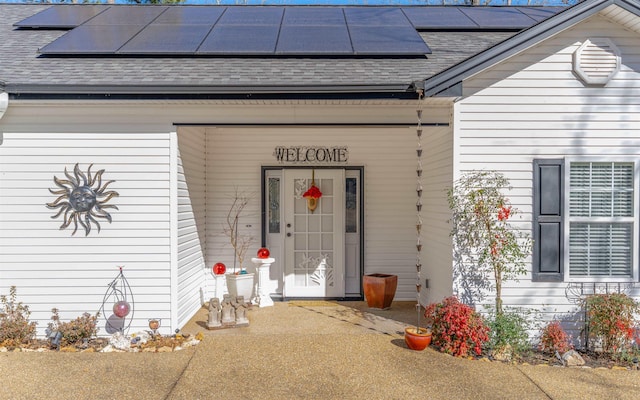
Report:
363,273,398,309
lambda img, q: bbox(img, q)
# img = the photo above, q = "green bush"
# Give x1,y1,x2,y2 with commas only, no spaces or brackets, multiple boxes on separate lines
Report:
48,308,100,346
0,286,37,346
486,307,533,357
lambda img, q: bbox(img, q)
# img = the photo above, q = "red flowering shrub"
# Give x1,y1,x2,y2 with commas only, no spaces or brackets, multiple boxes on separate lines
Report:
584,293,639,353
539,320,572,355
424,296,489,357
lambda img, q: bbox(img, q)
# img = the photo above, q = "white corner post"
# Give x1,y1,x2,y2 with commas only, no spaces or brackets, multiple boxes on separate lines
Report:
169,131,179,334
0,92,8,144
0,92,8,120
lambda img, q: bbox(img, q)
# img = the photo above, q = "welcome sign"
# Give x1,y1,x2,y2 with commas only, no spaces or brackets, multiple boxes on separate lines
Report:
273,146,349,164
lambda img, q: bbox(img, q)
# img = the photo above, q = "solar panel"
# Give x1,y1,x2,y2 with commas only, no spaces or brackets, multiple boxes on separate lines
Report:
350,26,431,55
276,26,352,55
119,24,212,54
33,5,442,56
459,7,536,29
282,7,346,26
84,5,167,25
153,6,225,25
216,7,284,25
402,7,478,29
344,7,410,27
516,7,564,23
14,5,108,29
197,25,279,55
39,25,144,54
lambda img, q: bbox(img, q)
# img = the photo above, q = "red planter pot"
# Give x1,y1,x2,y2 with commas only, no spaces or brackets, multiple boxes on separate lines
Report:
404,327,432,351
363,273,398,309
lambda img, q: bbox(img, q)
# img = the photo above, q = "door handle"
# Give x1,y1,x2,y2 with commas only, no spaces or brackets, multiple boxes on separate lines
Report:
287,232,292,237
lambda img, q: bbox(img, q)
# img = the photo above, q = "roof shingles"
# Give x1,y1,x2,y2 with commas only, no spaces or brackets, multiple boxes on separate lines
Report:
0,4,515,95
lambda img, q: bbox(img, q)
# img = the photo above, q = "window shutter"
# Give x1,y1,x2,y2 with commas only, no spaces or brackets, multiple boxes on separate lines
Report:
532,159,564,282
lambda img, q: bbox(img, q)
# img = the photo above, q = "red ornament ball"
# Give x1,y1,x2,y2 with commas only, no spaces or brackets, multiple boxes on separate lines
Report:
113,300,131,318
212,262,226,275
257,247,270,259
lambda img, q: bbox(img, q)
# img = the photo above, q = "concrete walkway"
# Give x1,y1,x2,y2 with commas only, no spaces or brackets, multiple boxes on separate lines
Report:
1,301,639,400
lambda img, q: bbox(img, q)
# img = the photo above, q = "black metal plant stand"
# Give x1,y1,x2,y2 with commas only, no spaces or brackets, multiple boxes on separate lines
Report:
100,266,134,334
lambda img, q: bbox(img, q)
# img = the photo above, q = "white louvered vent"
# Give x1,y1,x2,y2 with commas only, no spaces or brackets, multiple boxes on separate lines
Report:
573,38,621,85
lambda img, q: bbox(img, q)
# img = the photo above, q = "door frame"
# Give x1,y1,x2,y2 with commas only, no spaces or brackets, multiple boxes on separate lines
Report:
261,165,365,300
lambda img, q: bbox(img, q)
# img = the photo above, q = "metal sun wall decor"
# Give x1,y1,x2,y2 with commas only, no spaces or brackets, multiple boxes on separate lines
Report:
46,163,119,236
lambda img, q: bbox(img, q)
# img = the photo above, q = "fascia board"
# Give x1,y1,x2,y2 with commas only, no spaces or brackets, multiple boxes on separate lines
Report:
3,83,415,97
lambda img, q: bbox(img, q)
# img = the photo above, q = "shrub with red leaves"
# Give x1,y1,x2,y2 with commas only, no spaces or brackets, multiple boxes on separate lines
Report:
424,296,489,357
539,320,572,355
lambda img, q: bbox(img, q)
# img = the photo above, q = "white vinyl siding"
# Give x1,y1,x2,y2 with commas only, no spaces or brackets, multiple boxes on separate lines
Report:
566,160,637,280
0,132,172,336
176,127,208,328
456,12,640,333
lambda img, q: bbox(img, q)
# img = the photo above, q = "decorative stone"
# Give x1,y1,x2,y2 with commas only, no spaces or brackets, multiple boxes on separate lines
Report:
562,350,585,367
109,332,131,351
235,296,249,326
492,345,513,362
207,297,222,329
100,345,114,353
221,295,236,326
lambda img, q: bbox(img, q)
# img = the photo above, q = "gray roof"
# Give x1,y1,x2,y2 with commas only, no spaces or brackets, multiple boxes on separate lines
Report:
0,4,531,98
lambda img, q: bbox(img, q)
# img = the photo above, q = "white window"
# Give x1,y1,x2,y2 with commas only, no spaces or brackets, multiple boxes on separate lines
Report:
565,160,638,281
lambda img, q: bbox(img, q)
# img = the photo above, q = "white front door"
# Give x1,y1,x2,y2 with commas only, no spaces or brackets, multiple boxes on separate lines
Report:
283,169,345,297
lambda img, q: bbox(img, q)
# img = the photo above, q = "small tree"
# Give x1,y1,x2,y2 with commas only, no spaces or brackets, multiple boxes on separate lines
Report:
447,170,532,315
223,189,255,273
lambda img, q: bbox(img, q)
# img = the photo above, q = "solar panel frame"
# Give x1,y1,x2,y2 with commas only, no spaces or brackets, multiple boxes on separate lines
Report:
216,7,284,26
153,6,225,25
516,6,564,23
459,7,537,29
349,25,431,55
281,7,346,26
344,7,411,27
13,5,109,29
84,5,168,26
39,25,145,54
197,24,280,55
276,25,353,55
402,7,479,29
118,24,213,54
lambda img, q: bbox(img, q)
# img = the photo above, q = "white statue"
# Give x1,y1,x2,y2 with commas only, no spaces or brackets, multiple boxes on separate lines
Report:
207,298,221,329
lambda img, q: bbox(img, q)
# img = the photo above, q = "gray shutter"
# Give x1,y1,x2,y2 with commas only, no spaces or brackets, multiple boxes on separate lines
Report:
532,159,564,282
